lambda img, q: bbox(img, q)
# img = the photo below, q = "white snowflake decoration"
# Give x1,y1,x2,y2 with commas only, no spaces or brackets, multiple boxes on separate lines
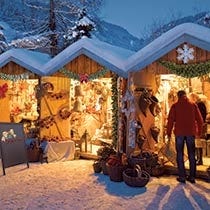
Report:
176,44,194,64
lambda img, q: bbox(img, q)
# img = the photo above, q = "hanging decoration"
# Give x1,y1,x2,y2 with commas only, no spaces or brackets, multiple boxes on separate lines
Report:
122,76,138,148
0,72,30,81
128,119,142,148
0,83,8,98
59,67,109,82
158,60,210,78
121,89,135,118
176,44,194,64
121,89,136,148
79,73,89,83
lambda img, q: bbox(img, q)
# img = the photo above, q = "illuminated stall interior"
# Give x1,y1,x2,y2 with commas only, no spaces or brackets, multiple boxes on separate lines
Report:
0,57,116,158
39,55,115,156
0,62,39,128
128,43,210,168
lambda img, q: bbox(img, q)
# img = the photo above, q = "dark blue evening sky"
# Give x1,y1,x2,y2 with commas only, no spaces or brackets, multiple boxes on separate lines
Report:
100,0,210,38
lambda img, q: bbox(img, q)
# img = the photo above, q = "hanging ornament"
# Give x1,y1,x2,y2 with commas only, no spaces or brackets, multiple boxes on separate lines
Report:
79,73,89,83
176,44,194,64
121,89,135,118
0,83,8,98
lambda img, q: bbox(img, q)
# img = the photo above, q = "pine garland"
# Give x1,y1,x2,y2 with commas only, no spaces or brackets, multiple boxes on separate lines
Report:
59,67,108,81
0,72,30,81
159,60,210,78
111,73,119,149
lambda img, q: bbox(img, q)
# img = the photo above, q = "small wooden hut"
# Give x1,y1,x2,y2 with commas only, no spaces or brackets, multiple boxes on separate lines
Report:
124,23,210,179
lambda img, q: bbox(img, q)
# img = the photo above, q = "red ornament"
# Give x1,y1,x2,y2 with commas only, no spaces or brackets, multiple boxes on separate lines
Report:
79,73,89,83
0,83,8,98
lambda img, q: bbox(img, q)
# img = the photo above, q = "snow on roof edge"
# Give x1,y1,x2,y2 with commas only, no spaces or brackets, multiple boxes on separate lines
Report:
1,23,210,78
125,23,210,72
44,37,132,77
0,48,51,75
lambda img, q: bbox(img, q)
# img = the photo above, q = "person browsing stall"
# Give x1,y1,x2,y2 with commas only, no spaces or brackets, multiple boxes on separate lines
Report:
166,90,203,184
189,93,207,165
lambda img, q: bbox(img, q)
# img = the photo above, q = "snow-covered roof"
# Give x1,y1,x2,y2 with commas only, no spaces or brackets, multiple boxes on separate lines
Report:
126,23,210,72
1,23,210,78
0,48,51,75
44,37,134,78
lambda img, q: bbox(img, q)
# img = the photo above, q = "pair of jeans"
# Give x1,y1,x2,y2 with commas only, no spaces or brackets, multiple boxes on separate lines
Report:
175,136,196,178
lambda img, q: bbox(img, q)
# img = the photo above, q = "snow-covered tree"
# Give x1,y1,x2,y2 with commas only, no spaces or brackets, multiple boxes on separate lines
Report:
197,12,210,27
63,8,96,46
0,0,104,56
0,26,8,54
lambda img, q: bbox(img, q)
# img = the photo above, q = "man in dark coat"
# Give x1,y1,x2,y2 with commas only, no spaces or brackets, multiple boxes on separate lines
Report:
167,90,203,184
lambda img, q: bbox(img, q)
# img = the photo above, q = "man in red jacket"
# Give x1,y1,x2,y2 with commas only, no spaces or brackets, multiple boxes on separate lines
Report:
167,90,203,184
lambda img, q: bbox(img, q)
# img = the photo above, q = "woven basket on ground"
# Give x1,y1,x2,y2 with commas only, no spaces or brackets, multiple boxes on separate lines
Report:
93,161,102,173
145,153,159,168
123,167,150,187
206,167,210,177
127,157,146,169
27,148,40,162
101,160,109,175
106,163,127,182
151,165,165,177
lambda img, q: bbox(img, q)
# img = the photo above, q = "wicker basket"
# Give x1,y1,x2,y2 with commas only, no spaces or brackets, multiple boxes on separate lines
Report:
145,153,159,167
27,148,40,162
107,164,126,182
206,167,210,177
151,165,165,177
93,161,102,173
127,157,146,169
123,168,150,187
101,160,109,175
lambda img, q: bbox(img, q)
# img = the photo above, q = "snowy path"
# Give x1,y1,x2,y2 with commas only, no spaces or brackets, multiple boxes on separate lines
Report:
0,160,209,210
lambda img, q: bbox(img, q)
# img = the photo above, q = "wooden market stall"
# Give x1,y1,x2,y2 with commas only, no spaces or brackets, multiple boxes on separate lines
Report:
42,54,116,159
124,23,210,180
42,37,133,160
0,49,52,164
0,61,40,125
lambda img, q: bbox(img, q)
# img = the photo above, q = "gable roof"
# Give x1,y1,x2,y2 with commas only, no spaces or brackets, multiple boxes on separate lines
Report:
0,48,51,75
1,23,210,78
125,23,210,72
43,37,134,78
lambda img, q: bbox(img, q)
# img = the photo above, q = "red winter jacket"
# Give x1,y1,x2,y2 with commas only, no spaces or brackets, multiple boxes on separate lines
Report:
167,95,203,137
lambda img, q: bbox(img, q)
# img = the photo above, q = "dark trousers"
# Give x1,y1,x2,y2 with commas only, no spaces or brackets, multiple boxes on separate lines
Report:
175,136,196,178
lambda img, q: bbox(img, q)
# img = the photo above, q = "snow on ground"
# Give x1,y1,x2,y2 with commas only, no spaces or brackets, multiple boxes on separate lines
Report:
0,159,210,210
